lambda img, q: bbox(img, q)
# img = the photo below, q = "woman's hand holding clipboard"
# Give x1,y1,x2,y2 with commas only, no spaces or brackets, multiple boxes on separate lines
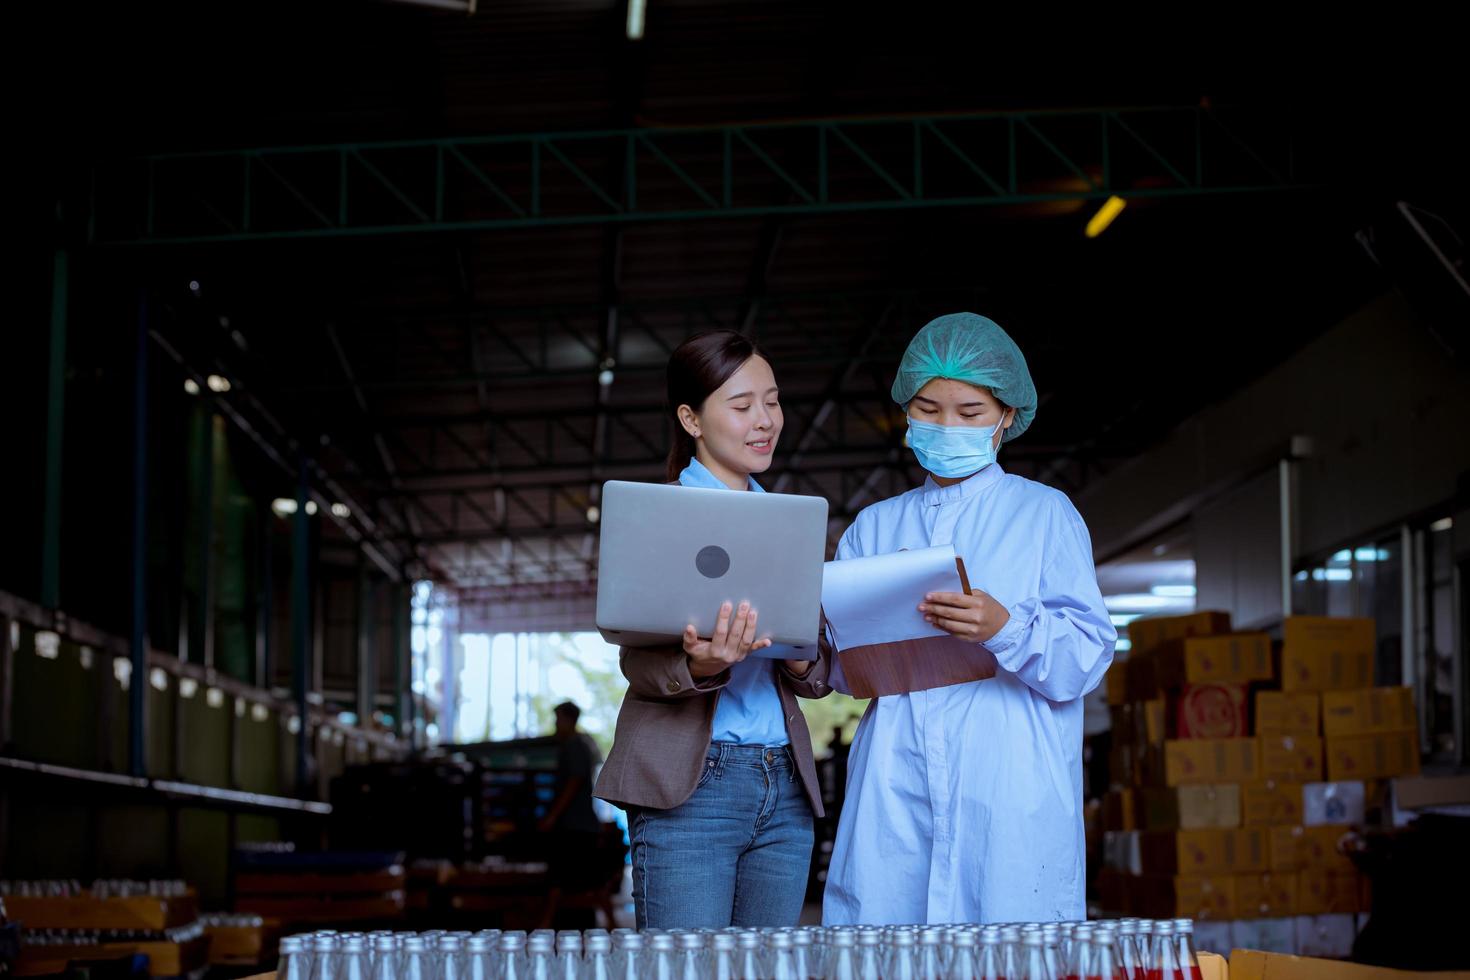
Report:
916,556,1012,645
820,546,998,699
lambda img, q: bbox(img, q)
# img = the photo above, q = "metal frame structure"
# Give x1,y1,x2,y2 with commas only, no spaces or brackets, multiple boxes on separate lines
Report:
51,105,1324,635
91,107,1305,244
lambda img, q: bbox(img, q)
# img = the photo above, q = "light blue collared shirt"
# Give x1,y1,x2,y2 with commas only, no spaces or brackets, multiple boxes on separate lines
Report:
677,457,790,747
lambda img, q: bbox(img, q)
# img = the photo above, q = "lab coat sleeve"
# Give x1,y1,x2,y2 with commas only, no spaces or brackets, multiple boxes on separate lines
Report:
619,644,730,701
980,501,1116,702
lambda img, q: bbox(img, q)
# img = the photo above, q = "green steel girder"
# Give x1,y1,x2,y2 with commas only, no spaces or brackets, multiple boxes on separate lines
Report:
91,106,1308,245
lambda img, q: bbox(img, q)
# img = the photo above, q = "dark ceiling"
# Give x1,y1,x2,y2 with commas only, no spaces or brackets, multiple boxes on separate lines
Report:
21,1,1467,615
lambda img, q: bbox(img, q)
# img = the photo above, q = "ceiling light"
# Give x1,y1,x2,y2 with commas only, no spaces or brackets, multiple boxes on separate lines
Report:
1150,585,1197,598
1085,196,1127,238
1104,593,1185,612
35,630,60,659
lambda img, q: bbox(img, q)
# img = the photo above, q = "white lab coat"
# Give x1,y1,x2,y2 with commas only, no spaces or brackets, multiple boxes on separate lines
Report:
822,462,1116,925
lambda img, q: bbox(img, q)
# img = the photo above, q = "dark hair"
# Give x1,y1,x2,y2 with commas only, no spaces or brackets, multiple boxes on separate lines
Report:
664,330,765,482
553,701,581,724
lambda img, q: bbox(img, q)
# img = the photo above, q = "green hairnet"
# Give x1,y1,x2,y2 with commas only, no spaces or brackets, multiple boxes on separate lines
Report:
890,312,1037,442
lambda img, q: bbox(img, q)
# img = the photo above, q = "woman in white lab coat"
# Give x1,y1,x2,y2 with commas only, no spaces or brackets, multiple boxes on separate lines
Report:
823,312,1117,925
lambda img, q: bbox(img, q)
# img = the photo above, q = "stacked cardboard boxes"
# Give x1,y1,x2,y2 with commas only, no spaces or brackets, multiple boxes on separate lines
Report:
1099,613,1420,955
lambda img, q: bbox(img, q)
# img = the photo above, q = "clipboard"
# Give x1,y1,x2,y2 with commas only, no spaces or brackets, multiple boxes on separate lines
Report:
824,550,998,699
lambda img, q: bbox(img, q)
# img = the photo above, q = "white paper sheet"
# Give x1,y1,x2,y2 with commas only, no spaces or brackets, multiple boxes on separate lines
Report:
820,544,965,650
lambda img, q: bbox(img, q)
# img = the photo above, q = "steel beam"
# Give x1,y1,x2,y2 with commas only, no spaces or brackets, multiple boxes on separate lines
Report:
130,291,150,776
42,246,68,608
92,107,1310,245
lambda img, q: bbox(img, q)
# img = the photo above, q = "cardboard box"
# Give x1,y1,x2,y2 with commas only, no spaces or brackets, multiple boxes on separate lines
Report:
1231,918,1299,955
1128,610,1233,659
1321,687,1417,736
1169,682,1249,739
1164,738,1260,786
1109,704,1130,742
1269,825,1302,871
1138,743,1165,786
1102,789,1138,831
1139,828,1268,875
1142,697,1168,745
1260,735,1325,782
1297,870,1367,915
1103,830,1142,874
1297,825,1356,871
1268,825,1356,873
1325,731,1420,781
17,937,211,978
1126,653,1160,700
0,894,199,931
1227,949,1463,980
1197,952,1228,980
1389,773,1470,826
206,922,271,965
1134,874,1237,919
1096,867,1132,915
1392,772,1470,809
1294,915,1359,959
1255,691,1321,735
1108,743,1139,788
1242,780,1305,826
1141,785,1242,830
1236,872,1300,917
1302,781,1366,827
1280,617,1375,693
1158,633,1273,688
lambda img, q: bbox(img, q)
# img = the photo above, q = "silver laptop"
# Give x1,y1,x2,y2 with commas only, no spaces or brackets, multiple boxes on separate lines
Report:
596,480,828,657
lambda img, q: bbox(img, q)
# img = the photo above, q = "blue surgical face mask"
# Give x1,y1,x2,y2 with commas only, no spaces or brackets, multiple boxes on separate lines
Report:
905,416,1003,478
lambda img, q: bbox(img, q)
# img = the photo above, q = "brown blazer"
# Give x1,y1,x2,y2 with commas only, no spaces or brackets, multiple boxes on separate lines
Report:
594,640,834,817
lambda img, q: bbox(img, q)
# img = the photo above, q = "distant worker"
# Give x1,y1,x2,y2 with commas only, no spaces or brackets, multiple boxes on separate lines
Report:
540,701,602,839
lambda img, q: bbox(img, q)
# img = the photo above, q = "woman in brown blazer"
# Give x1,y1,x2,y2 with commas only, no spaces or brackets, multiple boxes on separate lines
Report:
593,330,834,929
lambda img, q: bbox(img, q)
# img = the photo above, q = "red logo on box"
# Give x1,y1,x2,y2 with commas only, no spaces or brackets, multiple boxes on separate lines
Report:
1176,684,1248,739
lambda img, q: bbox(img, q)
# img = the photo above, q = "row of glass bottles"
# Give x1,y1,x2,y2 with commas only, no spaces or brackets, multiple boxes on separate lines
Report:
276,917,1202,980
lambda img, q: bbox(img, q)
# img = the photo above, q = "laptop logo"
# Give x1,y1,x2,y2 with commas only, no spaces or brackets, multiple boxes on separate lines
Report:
695,545,731,579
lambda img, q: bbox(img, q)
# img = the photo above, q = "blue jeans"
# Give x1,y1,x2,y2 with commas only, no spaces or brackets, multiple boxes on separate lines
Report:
630,742,814,929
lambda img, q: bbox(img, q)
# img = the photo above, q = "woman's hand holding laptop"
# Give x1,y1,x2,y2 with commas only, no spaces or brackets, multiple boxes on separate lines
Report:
683,600,772,678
